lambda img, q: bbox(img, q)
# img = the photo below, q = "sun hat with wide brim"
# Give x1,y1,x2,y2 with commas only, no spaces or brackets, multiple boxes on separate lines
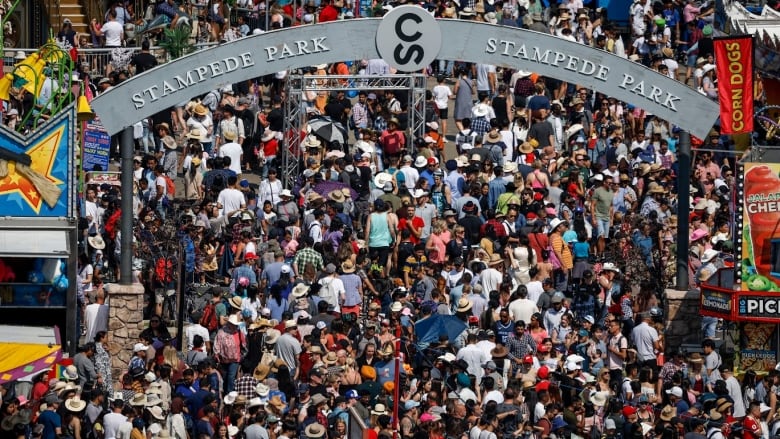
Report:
162,136,177,150
88,235,106,250
456,297,473,313
373,172,393,189
548,218,567,233
264,329,281,344
601,262,620,274
229,296,243,310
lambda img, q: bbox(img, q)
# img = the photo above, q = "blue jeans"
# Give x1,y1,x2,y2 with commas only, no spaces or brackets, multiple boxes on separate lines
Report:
222,362,238,393
438,60,452,76
596,218,610,239
702,316,718,339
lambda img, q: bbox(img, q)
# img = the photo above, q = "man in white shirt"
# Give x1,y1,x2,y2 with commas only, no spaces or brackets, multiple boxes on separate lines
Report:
185,310,211,351
102,399,127,439
526,267,545,304
631,312,659,368
475,63,497,101
318,264,343,313
456,332,489,384
217,176,246,217
84,289,109,342
218,127,243,176
508,286,539,324
399,155,419,191
93,9,124,47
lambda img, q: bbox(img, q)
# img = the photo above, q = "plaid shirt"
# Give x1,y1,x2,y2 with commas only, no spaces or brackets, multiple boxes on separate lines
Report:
658,360,685,385
471,116,491,138
294,248,324,275
234,375,258,399
352,102,369,128
506,331,537,361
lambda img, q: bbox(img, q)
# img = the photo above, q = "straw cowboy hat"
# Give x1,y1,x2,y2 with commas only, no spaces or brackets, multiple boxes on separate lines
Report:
193,104,208,116
229,296,243,310
130,393,148,407
303,135,322,148
488,253,504,266
265,329,281,344
456,298,473,313
291,283,309,298
341,259,356,273
187,128,205,141
373,172,393,188
328,190,346,203
254,364,271,381
323,351,338,366
162,136,177,150
65,397,87,412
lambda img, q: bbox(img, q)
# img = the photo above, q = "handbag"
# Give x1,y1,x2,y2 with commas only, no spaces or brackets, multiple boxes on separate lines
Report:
547,239,563,270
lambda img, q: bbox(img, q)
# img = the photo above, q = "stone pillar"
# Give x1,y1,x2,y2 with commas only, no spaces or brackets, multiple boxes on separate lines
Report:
664,288,702,349
105,283,145,383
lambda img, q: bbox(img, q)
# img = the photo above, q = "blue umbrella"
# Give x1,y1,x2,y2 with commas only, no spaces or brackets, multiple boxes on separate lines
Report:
414,314,468,344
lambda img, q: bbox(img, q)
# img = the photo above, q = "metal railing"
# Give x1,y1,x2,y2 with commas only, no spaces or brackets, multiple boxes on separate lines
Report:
2,43,219,78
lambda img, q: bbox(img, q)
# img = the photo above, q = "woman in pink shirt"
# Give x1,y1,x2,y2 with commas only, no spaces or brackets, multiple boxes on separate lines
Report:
425,220,451,264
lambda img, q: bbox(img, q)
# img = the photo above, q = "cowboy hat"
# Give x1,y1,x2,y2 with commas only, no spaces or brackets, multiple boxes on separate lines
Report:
130,393,148,407
323,351,338,366
266,395,287,411
1,411,31,431
709,408,723,421
147,405,165,421
414,156,428,168
305,424,326,439
519,141,535,153
88,235,106,250
193,104,208,116
504,162,518,174
310,393,328,407
472,103,490,117
371,403,388,415
63,365,79,381
601,262,620,274
517,70,532,77
549,218,567,233
255,383,270,397
254,364,271,381
227,314,241,326
265,329,281,344
328,189,346,203
223,391,239,405
648,184,666,194
341,259,356,273
303,135,322,148
280,189,293,199
487,130,502,142
65,397,87,412
690,229,709,242
565,124,584,141
488,253,503,266
411,189,429,199
701,249,719,264
456,298,473,313
229,296,243,310
490,345,508,358
373,172,393,189
186,129,205,141
688,352,703,363
291,283,309,298
162,136,177,150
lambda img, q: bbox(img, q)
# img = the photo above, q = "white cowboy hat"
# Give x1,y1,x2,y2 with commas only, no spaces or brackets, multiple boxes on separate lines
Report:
291,283,309,298
186,129,205,141
565,124,584,142
601,262,620,274
701,249,719,264
264,329,281,344
88,235,106,250
162,136,178,150
472,103,490,117
303,135,322,148
65,397,86,412
373,172,393,189
228,314,241,326
549,218,567,233
147,405,165,421
414,156,428,168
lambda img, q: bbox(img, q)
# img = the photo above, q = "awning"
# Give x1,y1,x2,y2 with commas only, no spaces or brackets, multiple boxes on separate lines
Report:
0,325,61,384
0,230,70,257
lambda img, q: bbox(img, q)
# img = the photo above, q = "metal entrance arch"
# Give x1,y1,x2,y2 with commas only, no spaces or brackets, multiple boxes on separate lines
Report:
282,74,426,189
91,13,720,138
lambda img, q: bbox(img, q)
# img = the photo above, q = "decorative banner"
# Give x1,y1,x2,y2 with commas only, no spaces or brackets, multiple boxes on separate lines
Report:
737,163,780,295
82,129,111,172
714,35,754,134
700,285,733,319
0,105,74,217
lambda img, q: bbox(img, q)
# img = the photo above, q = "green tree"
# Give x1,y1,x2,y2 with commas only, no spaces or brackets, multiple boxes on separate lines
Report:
158,25,194,60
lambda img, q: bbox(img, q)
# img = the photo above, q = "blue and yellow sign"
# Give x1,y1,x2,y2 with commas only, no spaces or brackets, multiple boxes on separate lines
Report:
0,105,74,217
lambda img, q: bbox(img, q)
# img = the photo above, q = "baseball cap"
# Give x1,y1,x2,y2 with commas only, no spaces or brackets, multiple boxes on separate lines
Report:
133,343,149,353
666,386,683,398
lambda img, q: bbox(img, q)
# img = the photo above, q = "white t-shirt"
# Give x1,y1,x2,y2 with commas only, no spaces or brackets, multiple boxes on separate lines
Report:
431,84,452,110
102,20,124,47
476,64,496,92
217,188,245,217
184,323,210,351
154,175,168,198
218,142,243,175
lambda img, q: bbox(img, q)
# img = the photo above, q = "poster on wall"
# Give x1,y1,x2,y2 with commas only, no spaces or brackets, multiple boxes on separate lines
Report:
0,106,74,217
737,163,780,294
740,322,778,372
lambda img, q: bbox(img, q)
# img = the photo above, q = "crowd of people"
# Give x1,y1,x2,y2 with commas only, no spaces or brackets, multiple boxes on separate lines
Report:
1,0,756,439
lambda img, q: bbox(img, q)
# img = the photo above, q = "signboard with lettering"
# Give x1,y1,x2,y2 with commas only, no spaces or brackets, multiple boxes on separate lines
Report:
82,130,111,172
91,14,719,138
700,286,733,319
740,322,777,372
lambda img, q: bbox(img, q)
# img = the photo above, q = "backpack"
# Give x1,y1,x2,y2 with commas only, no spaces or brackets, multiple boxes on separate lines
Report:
349,168,367,196
163,175,176,198
200,302,218,332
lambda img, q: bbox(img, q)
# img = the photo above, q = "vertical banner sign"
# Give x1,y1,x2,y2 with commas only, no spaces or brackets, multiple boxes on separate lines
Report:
714,36,754,134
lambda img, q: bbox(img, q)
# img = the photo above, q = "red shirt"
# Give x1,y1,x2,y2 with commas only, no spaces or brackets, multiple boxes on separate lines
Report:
743,416,761,439
398,216,425,244
318,5,338,22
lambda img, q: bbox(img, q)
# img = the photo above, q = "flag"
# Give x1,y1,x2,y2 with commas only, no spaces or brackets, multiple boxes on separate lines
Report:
714,36,754,134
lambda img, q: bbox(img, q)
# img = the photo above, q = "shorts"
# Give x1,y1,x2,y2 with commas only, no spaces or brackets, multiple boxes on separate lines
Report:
687,54,698,67
437,107,449,119
596,219,610,238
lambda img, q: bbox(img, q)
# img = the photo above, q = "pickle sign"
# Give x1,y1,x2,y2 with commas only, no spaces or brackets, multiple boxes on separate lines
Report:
376,6,442,72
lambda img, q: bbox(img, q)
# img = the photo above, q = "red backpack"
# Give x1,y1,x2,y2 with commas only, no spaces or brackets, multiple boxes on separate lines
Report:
200,302,218,332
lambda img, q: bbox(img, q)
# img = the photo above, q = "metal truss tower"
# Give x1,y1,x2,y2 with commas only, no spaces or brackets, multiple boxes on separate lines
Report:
282,74,427,189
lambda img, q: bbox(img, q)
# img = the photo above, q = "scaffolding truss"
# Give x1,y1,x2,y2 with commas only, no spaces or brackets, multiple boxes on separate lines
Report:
282,74,427,189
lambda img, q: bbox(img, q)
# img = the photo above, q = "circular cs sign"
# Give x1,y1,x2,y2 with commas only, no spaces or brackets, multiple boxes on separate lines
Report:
376,6,442,72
